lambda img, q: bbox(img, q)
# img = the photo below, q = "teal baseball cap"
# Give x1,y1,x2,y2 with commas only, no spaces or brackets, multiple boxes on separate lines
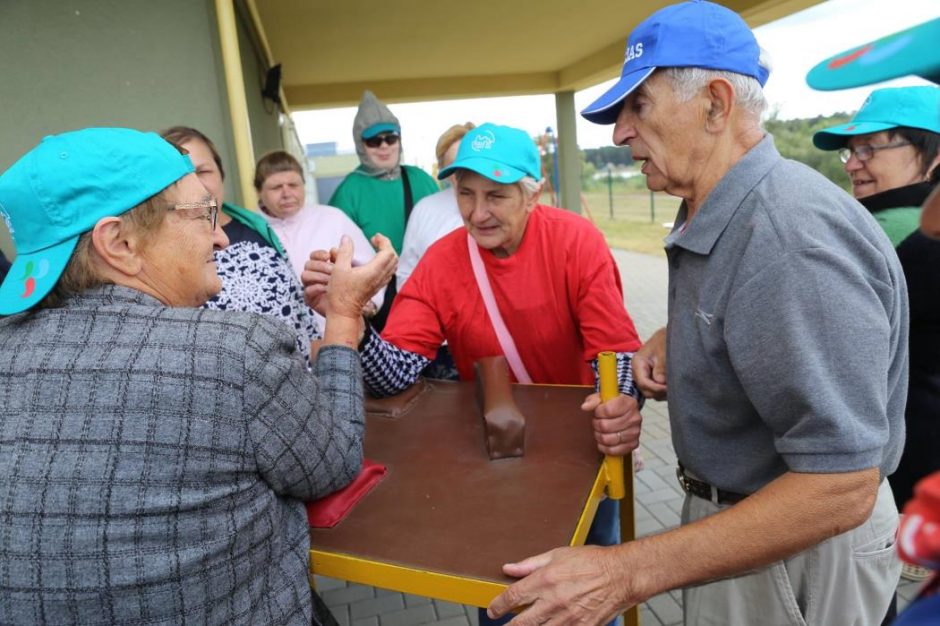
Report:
361,123,400,139
807,18,940,90
813,86,940,150
438,123,541,183
0,128,194,315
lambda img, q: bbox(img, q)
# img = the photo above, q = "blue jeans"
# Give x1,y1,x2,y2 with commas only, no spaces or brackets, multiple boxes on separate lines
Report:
478,497,622,626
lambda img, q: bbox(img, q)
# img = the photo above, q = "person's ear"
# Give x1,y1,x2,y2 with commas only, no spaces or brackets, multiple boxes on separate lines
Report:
524,181,543,212
704,78,735,132
925,153,940,183
90,216,146,277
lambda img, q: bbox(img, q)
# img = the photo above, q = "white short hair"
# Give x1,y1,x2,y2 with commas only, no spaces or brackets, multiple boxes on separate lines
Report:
662,49,772,119
517,175,542,198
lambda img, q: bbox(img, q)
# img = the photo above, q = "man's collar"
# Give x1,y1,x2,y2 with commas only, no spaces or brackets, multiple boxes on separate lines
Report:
665,134,779,256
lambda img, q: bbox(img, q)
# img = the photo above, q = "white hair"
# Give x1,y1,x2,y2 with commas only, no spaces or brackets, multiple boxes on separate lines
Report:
517,175,543,198
662,48,772,119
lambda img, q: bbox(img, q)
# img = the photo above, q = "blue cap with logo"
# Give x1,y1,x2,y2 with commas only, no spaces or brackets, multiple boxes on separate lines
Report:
581,0,770,125
438,123,541,184
0,127,194,315
806,18,940,91
813,86,940,150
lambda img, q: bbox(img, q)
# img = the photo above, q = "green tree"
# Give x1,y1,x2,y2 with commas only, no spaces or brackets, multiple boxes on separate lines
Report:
764,111,853,191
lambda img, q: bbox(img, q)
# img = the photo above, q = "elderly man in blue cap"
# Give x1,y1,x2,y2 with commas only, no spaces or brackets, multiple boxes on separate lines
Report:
0,128,395,625
488,2,907,624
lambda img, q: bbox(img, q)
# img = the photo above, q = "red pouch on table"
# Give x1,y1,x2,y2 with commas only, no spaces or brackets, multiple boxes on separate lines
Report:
306,459,387,528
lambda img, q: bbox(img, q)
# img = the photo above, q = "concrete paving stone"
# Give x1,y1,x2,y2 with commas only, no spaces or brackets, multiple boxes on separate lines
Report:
323,583,376,606
638,487,681,506
429,617,471,626
466,609,479,626
352,617,379,626
639,605,661,626
634,501,654,522
636,517,666,537
639,452,667,469
433,601,467,618
403,593,433,608
377,587,402,597
378,603,438,626
331,606,351,626
350,593,406,620
643,422,670,441
646,502,681,528
632,475,652,494
665,497,685,516
637,470,672,493
646,440,678,458
315,575,348,592
646,591,684,625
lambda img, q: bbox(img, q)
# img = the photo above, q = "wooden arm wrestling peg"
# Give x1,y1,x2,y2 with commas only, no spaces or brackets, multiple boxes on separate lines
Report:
474,356,526,460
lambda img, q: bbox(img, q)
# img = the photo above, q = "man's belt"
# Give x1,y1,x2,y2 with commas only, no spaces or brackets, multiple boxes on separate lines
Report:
676,464,748,506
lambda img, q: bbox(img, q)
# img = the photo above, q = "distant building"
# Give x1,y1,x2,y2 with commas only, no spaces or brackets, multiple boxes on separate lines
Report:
306,142,338,158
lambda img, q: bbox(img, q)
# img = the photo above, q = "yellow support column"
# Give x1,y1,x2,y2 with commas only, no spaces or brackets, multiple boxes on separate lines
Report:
598,351,639,626
214,0,258,209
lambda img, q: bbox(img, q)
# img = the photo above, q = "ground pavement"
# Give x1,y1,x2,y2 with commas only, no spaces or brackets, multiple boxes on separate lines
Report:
315,249,926,626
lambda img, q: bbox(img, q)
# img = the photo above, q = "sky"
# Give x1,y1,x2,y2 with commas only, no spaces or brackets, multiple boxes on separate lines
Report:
292,0,938,172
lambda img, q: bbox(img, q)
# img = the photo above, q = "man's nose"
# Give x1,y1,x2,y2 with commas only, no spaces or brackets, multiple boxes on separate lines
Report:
613,108,636,147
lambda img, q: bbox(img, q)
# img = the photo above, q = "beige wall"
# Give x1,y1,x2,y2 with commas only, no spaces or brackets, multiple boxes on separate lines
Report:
0,0,283,258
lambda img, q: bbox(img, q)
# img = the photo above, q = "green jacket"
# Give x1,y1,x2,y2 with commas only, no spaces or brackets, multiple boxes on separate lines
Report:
222,202,286,256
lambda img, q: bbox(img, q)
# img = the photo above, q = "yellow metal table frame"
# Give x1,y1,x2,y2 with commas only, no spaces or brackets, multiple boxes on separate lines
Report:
310,353,639,625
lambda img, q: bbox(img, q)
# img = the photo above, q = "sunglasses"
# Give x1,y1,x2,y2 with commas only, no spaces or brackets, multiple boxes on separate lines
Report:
363,134,400,148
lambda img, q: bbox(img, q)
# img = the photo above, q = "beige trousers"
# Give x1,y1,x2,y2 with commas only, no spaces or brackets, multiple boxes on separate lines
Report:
681,479,901,626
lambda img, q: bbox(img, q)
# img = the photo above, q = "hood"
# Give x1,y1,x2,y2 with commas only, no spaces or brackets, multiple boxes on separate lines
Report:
353,90,402,178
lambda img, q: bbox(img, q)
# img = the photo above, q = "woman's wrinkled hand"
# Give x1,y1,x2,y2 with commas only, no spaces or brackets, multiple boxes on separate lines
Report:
302,234,397,318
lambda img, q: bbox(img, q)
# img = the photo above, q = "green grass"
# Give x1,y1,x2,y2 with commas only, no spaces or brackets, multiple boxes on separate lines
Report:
542,189,681,256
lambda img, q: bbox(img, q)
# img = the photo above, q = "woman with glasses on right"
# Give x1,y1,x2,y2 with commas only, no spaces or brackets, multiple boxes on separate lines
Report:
814,85,940,582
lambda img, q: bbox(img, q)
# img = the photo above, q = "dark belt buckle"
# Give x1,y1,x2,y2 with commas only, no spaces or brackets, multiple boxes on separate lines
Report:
677,466,720,505
676,466,691,494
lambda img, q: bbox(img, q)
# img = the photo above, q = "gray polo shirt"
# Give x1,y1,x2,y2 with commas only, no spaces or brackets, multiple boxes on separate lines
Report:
664,135,908,495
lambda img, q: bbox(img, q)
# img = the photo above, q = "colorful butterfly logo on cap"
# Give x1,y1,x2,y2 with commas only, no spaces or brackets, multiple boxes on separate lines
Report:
20,259,50,299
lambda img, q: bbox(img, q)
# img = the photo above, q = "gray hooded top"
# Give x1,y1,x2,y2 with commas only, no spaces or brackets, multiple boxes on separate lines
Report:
352,90,403,179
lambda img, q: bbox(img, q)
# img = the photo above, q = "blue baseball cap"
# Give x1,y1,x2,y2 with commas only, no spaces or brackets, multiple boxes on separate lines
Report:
438,123,541,184
581,0,770,125
0,128,194,315
361,123,400,139
807,18,940,91
813,86,940,150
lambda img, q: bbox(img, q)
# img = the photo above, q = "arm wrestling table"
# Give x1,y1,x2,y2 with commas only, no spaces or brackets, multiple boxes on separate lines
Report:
309,355,638,625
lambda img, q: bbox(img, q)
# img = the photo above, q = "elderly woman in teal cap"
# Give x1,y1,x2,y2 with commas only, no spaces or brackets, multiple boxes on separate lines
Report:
0,127,395,625
815,85,940,582
306,122,644,626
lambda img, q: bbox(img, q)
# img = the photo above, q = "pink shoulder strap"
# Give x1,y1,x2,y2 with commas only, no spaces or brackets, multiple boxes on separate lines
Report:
466,233,533,384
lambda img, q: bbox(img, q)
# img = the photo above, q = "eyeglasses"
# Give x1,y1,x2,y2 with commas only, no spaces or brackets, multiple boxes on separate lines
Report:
839,141,911,163
363,134,400,148
170,199,219,230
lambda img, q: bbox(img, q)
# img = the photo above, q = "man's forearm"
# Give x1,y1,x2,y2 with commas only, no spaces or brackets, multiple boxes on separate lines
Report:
613,468,881,603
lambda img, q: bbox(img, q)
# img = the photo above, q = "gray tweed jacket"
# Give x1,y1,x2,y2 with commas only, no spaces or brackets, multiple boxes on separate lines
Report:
0,285,364,625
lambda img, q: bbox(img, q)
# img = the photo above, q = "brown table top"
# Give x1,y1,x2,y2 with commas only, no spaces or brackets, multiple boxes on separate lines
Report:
309,379,604,583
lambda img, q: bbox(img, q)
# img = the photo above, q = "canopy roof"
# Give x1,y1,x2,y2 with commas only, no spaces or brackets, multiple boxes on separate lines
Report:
253,0,823,109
